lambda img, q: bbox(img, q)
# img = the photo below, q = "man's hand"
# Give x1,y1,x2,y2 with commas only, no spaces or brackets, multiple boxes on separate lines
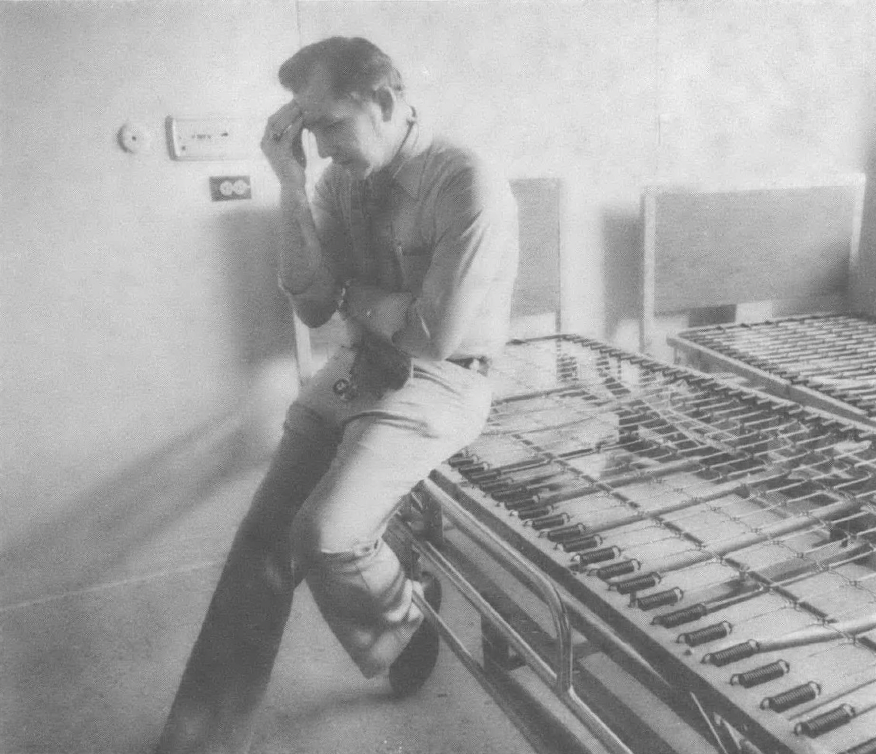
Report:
343,333,413,399
261,101,307,187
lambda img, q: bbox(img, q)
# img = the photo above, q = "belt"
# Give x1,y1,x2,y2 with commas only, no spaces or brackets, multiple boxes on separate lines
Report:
447,356,491,377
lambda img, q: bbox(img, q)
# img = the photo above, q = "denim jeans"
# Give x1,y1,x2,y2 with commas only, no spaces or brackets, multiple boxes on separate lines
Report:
155,346,492,754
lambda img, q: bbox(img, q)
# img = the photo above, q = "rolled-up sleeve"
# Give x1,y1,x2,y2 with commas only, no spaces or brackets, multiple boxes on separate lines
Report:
393,160,517,360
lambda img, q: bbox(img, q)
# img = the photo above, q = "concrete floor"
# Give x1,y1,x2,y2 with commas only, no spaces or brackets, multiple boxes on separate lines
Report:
1,446,537,754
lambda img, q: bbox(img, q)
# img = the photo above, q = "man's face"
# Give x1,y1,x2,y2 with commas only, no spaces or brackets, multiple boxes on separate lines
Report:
296,65,389,179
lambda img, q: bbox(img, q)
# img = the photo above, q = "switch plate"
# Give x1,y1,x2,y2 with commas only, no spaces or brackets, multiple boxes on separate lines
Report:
167,116,261,161
209,176,252,201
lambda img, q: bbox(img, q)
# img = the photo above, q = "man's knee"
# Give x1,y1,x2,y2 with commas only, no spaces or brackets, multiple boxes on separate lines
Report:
290,513,382,565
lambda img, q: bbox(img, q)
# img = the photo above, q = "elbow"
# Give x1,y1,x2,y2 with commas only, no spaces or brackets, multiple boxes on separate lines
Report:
293,299,336,329
394,307,461,360
414,334,459,362
395,316,459,361
430,342,458,361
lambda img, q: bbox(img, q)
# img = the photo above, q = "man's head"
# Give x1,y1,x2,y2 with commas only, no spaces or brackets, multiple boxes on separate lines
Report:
278,37,409,179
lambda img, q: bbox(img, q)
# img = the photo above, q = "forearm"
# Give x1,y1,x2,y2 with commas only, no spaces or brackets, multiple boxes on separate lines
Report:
277,185,338,326
392,297,476,360
343,281,413,342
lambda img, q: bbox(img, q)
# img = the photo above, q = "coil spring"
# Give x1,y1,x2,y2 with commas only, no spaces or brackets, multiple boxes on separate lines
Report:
447,453,473,468
760,682,820,712
572,546,620,566
839,736,876,754
794,704,855,738
679,621,732,648
472,472,508,488
636,587,683,610
493,483,548,500
529,513,569,531
596,560,640,580
652,603,708,628
508,496,549,513
546,523,587,543
703,640,758,667
516,504,552,520
556,354,579,382
561,534,603,552
460,465,493,480
487,484,524,499
503,494,540,510
614,572,661,595
730,660,789,688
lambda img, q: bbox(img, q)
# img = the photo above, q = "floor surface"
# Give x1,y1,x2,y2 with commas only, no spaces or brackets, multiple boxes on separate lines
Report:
1,459,535,754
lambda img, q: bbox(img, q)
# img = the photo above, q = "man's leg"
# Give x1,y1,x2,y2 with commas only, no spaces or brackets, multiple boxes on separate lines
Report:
294,359,492,678
155,404,339,754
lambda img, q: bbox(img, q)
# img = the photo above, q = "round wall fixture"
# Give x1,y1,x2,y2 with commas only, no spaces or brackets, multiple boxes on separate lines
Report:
117,122,152,154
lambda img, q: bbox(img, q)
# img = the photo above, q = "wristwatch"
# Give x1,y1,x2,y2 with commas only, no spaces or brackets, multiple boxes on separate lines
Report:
337,277,355,318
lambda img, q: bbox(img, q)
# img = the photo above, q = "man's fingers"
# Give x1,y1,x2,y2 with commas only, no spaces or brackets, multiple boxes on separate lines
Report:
266,101,303,140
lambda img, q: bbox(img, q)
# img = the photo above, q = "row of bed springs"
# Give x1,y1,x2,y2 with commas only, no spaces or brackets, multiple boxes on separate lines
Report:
447,450,876,753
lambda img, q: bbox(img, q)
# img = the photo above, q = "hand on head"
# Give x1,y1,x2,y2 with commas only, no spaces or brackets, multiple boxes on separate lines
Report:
262,100,307,184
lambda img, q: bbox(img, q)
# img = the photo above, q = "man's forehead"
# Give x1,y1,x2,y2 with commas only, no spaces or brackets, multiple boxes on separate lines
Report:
295,65,347,126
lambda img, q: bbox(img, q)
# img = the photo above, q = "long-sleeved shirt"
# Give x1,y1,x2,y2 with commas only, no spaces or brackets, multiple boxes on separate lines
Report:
310,118,519,361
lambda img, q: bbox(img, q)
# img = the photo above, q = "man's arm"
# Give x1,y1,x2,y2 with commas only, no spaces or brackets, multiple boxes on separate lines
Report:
342,281,413,340
261,102,340,328
390,159,517,360
341,159,514,359
275,183,341,327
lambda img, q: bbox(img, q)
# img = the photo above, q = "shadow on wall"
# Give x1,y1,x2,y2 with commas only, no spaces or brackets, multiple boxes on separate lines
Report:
0,207,305,754
219,206,299,366
600,204,757,351
601,207,642,344
0,207,301,610
859,136,876,308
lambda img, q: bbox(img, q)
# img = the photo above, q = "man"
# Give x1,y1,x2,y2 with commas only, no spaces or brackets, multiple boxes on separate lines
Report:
156,36,518,754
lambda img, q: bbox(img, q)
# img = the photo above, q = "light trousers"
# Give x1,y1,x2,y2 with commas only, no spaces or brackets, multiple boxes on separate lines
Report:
155,346,492,754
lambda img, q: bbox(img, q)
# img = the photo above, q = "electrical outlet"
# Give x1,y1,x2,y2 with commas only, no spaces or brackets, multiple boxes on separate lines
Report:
210,176,252,201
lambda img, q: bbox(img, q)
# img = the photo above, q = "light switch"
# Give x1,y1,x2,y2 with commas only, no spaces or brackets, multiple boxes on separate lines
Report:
167,116,262,161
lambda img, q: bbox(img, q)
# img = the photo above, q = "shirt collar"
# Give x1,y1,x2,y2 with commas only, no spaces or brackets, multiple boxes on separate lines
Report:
378,110,431,199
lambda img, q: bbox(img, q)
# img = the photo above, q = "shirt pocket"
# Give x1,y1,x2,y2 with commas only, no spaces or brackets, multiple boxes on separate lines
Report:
398,243,432,291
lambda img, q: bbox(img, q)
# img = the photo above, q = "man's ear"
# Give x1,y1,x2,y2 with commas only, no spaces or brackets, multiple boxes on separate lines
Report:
374,86,396,121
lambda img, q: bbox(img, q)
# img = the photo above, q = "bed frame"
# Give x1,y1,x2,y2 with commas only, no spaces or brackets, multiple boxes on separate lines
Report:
640,174,876,424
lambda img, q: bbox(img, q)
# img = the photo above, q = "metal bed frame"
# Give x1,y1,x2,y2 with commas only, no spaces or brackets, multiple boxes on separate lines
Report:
388,333,876,754
668,313,876,429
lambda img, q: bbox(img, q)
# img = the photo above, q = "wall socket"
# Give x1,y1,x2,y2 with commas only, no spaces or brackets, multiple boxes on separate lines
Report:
209,176,252,201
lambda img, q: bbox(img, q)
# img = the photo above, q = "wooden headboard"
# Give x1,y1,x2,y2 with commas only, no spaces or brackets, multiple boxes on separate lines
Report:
640,173,866,352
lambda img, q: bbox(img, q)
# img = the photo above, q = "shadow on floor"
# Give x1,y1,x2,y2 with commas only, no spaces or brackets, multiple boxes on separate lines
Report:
0,408,266,610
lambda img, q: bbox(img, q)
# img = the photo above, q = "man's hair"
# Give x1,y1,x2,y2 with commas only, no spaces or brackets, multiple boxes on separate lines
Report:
278,36,404,99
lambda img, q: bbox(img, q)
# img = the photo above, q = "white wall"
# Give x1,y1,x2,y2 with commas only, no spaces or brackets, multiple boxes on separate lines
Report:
300,0,876,351
4,0,876,604
1,1,301,600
